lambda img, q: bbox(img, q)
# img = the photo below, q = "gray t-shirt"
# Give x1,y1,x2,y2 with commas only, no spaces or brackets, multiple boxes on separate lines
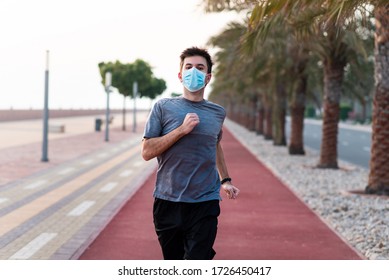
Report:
143,97,226,202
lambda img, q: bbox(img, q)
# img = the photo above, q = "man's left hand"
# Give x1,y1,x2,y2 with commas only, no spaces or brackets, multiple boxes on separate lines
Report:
222,182,240,199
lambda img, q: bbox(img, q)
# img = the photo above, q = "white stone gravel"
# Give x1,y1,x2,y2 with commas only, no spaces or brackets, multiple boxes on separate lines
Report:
225,118,389,260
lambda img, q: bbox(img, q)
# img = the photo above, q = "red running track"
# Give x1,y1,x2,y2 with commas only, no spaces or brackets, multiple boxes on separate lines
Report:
80,128,362,260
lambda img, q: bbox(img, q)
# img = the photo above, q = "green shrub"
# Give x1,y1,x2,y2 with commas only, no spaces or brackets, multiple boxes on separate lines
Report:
339,104,352,121
305,106,316,118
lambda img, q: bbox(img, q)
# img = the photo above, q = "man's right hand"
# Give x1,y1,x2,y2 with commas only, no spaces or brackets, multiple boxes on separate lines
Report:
181,113,200,135
142,113,200,161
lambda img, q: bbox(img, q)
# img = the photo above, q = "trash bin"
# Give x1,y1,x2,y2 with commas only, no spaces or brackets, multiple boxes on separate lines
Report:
95,118,102,131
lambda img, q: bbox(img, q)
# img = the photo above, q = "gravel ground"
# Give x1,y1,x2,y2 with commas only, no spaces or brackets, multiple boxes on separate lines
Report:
225,118,389,260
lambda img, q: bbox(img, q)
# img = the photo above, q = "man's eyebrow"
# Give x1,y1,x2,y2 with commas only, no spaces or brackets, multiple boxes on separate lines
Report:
185,63,205,67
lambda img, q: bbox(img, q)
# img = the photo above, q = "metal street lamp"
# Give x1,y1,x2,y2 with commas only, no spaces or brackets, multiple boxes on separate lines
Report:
105,72,112,142
41,50,50,162
133,81,138,133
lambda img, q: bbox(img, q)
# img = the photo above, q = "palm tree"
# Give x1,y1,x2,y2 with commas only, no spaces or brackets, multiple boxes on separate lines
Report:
316,26,348,168
288,39,310,155
312,0,389,193
245,11,313,151
365,3,389,195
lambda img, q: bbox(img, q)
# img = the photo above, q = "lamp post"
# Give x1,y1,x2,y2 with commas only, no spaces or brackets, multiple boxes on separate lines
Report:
132,81,138,133
41,50,50,162
105,72,112,142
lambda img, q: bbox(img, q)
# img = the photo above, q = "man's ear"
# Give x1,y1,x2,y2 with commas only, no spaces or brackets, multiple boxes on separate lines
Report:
178,72,182,82
205,73,212,85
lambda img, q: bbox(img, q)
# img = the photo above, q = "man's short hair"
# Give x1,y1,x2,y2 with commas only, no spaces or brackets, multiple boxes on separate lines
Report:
180,47,213,74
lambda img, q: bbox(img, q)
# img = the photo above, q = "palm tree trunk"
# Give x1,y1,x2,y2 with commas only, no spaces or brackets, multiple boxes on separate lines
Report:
262,92,273,140
317,58,346,169
366,4,389,195
289,107,305,155
228,98,236,122
264,105,273,140
361,98,367,122
248,96,257,131
289,65,308,155
273,82,287,146
256,101,265,135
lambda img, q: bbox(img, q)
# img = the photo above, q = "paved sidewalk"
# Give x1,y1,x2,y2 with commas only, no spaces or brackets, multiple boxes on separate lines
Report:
0,113,156,259
0,114,147,186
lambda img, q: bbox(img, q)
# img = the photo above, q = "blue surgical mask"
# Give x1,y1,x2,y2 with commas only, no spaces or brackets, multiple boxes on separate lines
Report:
182,67,206,92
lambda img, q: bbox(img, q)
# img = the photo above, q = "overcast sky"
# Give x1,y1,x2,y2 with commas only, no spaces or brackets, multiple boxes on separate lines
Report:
0,0,241,110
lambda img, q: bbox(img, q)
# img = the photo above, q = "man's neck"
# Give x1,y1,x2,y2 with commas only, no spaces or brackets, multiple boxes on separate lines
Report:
182,89,205,102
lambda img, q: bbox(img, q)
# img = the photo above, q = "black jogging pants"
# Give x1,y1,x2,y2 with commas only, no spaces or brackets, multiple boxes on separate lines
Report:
153,198,220,260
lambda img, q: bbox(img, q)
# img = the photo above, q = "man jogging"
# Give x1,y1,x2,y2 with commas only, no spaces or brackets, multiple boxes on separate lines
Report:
142,46,240,260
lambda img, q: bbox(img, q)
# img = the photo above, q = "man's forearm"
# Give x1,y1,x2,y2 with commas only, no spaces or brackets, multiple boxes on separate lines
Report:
216,142,230,179
141,126,186,161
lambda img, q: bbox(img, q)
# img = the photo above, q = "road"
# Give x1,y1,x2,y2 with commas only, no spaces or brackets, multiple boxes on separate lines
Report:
286,118,371,169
